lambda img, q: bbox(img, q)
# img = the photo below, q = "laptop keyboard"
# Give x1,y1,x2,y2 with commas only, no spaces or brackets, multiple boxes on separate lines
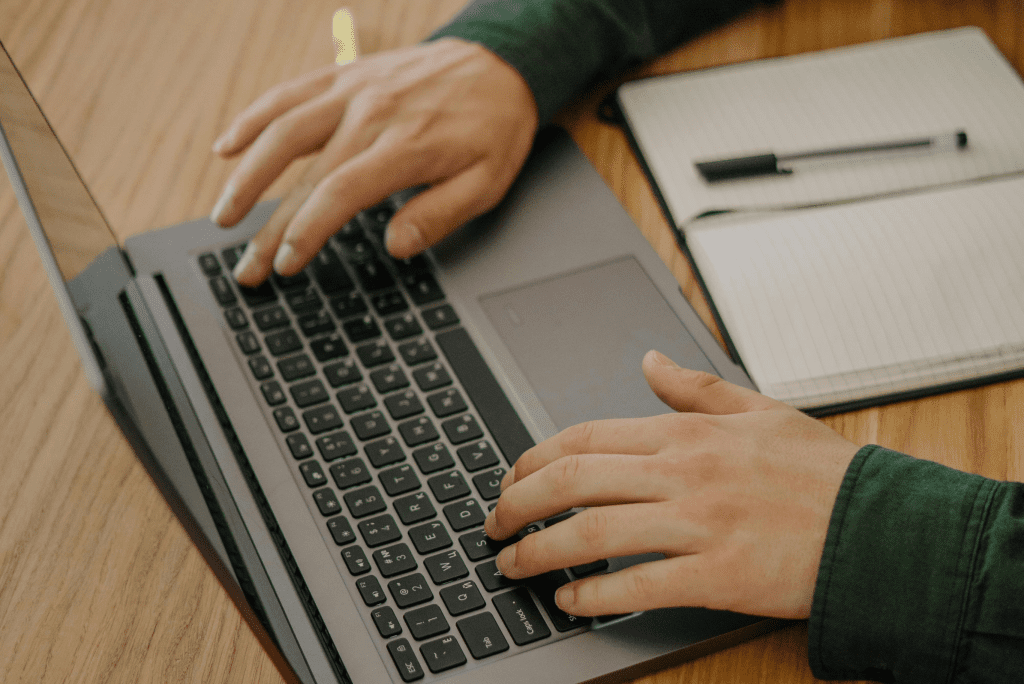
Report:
196,203,607,680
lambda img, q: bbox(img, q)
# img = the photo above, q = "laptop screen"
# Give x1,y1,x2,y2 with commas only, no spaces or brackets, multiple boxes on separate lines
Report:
0,41,123,283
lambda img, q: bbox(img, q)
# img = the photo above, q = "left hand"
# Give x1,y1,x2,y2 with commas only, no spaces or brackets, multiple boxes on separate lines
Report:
484,350,860,620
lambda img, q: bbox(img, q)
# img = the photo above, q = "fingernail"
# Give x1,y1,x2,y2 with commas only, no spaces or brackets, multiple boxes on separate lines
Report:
650,350,678,367
273,243,301,274
500,466,515,491
555,586,573,610
210,183,236,225
232,243,258,282
384,222,427,257
496,545,517,578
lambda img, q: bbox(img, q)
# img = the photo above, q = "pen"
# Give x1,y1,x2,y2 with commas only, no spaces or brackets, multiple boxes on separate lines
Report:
694,129,968,182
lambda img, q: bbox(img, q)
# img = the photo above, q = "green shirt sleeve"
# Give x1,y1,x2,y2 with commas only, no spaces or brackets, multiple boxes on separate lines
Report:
810,444,1024,682
429,0,773,123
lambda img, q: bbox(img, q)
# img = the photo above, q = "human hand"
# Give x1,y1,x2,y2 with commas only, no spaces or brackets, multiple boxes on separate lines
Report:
484,350,860,620
211,38,539,285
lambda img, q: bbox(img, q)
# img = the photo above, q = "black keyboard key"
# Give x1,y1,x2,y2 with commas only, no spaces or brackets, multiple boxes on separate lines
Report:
373,542,417,577
209,275,237,306
337,384,376,413
476,560,517,592
278,353,315,381
419,635,465,673
352,410,392,441
571,559,610,578
359,514,402,547
341,545,370,575
343,315,381,343
221,244,245,270
444,499,485,532
312,487,342,516
290,378,329,407
284,288,323,314
334,219,365,244
389,573,433,609
285,433,313,460
224,307,248,330
384,312,422,341
459,530,508,561
413,444,454,474
343,485,386,518
456,440,498,472
364,436,406,468
397,338,437,366
370,364,409,394
391,253,430,276
353,258,395,291
316,430,357,461
544,511,576,527
247,355,273,380
298,310,336,337
405,604,449,641
529,570,592,631
398,416,439,447
493,587,551,645
427,388,466,418
330,458,371,489
356,575,387,606
402,272,444,305
341,238,376,263
456,612,509,659
394,491,436,525
299,460,328,487
442,414,483,445
436,327,535,466
424,549,468,585
239,281,277,307
386,639,423,682
428,471,470,503
408,521,451,554
384,390,424,420
323,358,361,387
272,407,299,432
372,290,408,316
412,363,451,391
440,580,486,616
472,468,506,501
356,339,395,367
379,464,421,496
236,331,261,355
326,515,355,545
198,252,221,276
253,305,289,331
421,304,459,331
271,270,310,291
260,380,286,406
371,606,402,638
303,404,344,434
265,328,302,356
310,248,354,294
329,291,367,319
356,203,394,235
309,333,347,362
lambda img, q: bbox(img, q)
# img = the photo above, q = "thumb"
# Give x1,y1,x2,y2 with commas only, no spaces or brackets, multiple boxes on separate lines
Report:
641,350,776,415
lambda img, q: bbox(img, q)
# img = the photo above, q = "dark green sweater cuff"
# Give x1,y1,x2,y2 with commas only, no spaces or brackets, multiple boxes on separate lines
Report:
808,445,1021,683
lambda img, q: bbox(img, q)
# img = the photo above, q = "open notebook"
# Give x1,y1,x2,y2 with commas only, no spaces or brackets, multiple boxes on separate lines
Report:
615,28,1024,412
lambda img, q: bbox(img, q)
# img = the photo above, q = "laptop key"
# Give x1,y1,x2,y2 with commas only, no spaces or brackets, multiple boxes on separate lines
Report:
285,433,313,460
379,464,421,496
315,430,357,461
424,549,468,585
329,290,367,318
456,440,498,471
384,312,422,341
372,290,408,316
493,587,551,645
337,384,376,413
309,333,347,362
290,378,328,407
359,514,402,547
412,362,451,391
260,380,286,406
370,364,409,394
343,315,381,343
442,414,483,445
408,521,451,554
427,388,466,418
571,559,610,578
297,310,335,337
373,542,417,577
419,635,465,673
271,270,310,291
224,307,248,330
389,573,433,609
310,248,354,294
341,546,371,575
330,458,371,489
412,444,454,474
398,416,439,447
402,272,444,305
456,612,509,659
312,488,342,516
394,491,436,525
476,560,517,592
356,339,395,367
221,244,245,270
472,468,506,501
265,328,302,356
440,580,486,616
197,252,221,276
239,281,277,307
444,499,485,531
236,331,260,355
421,304,459,331
209,275,236,306
344,485,386,518
278,353,315,381
326,515,355,545
404,604,449,640
323,358,361,387
298,461,327,487
386,639,424,682
352,410,391,441
364,436,406,468
284,288,323,314
384,390,424,420
253,305,289,331
397,338,437,366
303,404,343,434
371,606,403,638
428,471,470,503
272,407,299,432
528,570,592,632
353,258,395,291
247,355,273,380
459,529,509,561
356,575,387,606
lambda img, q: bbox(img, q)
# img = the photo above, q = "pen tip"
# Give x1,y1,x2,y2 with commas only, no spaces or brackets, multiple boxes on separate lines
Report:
956,130,968,148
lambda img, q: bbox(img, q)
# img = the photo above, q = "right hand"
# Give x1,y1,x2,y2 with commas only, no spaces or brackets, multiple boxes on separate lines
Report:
211,38,539,285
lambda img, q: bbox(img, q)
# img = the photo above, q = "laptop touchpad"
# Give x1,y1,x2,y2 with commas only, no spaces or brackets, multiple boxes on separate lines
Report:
480,256,718,432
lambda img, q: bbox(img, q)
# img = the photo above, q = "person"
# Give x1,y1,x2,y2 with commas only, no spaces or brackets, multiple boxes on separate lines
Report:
209,1,1024,681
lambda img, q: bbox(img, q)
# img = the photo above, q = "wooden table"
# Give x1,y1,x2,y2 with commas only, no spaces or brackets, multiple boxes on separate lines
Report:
1,0,1021,682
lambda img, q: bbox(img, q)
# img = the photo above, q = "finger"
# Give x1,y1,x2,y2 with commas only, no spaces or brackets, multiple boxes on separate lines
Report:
495,503,704,580
642,350,776,415
555,555,712,616
230,186,314,286
383,161,506,258
213,64,340,156
485,453,666,540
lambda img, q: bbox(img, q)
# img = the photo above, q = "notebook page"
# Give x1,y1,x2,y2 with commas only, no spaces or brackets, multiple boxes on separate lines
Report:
618,28,1024,224
686,175,1024,408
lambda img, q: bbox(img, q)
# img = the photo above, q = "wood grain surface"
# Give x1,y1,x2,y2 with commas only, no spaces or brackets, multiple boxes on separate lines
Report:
0,1,1021,683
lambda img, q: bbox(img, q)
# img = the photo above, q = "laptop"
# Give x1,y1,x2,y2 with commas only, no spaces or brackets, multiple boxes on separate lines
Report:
0,40,776,684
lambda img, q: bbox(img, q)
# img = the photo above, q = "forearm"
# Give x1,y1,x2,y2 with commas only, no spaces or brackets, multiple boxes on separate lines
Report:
430,0,772,123
810,445,1024,682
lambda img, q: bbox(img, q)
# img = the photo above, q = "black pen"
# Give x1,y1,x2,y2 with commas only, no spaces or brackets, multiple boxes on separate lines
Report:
695,129,968,182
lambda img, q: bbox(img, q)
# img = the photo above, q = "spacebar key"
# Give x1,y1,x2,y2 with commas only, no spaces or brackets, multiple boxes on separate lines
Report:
435,327,534,465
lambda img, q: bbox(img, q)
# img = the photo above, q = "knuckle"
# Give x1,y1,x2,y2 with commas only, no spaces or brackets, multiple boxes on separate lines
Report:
512,535,540,571
561,421,597,456
576,508,609,546
625,569,657,604
552,453,586,492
